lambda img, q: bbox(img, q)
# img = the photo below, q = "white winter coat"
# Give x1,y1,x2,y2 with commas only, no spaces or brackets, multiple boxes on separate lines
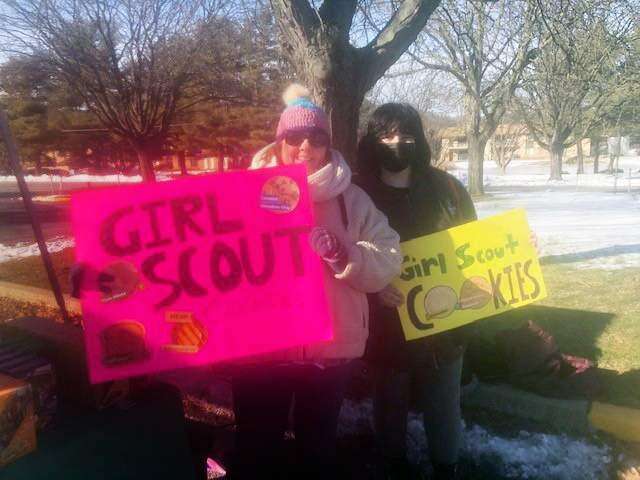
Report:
249,143,402,360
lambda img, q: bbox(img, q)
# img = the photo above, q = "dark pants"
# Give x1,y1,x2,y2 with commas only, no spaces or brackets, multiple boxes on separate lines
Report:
373,355,463,467
231,362,352,479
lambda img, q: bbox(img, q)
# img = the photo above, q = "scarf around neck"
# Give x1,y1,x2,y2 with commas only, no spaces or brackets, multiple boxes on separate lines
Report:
251,143,351,203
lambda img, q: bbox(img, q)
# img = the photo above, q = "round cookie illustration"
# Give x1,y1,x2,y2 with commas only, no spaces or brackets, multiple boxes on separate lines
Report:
423,285,458,320
100,321,149,366
98,261,142,303
260,176,300,213
458,276,493,310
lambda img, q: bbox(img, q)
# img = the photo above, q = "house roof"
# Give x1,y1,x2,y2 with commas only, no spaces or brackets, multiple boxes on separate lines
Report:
440,126,465,138
440,123,529,139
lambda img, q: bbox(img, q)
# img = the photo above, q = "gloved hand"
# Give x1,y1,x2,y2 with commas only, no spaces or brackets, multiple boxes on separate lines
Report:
70,262,116,299
309,227,347,269
69,262,88,299
530,231,541,256
377,283,405,308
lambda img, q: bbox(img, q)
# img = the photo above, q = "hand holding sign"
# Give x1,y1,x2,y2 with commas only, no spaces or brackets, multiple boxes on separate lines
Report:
70,261,142,302
309,226,347,269
377,283,405,308
529,231,540,256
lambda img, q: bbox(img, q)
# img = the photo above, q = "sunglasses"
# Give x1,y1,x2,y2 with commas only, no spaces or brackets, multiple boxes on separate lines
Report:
284,131,330,148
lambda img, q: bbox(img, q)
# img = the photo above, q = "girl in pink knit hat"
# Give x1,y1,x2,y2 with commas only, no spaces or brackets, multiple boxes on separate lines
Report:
230,84,402,479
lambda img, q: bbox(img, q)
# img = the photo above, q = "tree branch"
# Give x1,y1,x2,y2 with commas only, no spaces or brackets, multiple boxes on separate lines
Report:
269,0,319,50
361,0,441,90
318,0,358,36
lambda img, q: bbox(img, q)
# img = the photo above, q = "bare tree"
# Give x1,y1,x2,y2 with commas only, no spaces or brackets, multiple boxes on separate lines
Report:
427,127,448,169
575,136,585,174
403,0,536,194
269,0,447,163
0,0,235,182
490,123,527,174
591,134,603,173
516,0,634,181
0,143,7,174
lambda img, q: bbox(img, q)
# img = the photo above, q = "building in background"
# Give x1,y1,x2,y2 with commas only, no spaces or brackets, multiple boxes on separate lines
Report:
439,124,593,164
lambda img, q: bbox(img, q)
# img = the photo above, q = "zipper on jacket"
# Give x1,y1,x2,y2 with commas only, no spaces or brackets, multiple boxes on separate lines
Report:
405,192,416,238
405,192,413,211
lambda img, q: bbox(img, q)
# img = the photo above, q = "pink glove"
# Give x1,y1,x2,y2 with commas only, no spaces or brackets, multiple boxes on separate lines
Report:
309,227,347,267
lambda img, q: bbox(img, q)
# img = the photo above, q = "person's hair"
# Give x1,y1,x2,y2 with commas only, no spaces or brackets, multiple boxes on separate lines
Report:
357,103,431,182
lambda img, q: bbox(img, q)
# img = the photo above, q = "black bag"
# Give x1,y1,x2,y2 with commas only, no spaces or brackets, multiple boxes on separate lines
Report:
468,320,602,399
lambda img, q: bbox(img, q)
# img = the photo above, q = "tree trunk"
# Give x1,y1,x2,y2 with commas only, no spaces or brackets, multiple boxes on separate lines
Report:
549,143,564,180
319,87,364,166
576,138,584,174
34,154,42,176
298,50,365,166
271,1,441,169
135,146,156,182
467,134,487,196
591,136,600,173
178,150,188,176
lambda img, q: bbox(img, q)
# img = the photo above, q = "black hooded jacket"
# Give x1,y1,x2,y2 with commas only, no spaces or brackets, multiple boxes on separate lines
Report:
356,167,477,369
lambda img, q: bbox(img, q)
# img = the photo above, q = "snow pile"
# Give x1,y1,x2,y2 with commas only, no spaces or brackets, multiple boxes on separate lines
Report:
485,173,640,189
0,236,74,263
462,423,611,480
0,172,174,183
446,157,640,270
452,156,640,189
338,399,612,480
0,173,143,183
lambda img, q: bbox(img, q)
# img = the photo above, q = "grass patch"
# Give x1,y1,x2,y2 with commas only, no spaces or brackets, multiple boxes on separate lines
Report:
477,264,640,372
476,263,640,407
0,296,81,324
0,248,75,294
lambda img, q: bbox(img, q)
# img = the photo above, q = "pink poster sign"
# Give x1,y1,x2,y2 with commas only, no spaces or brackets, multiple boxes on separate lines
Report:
71,165,332,383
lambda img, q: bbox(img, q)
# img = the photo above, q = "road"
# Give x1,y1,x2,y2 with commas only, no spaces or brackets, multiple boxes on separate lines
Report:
0,181,80,245
0,179,123,196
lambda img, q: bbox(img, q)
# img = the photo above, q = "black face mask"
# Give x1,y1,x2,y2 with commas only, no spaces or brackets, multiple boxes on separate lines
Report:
375,142,416,172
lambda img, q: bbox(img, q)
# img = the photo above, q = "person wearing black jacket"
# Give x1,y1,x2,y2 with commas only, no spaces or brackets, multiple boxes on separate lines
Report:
357,103,477,480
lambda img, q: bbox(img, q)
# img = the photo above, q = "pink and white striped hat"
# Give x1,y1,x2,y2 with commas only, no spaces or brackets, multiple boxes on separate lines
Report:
275,84,330,142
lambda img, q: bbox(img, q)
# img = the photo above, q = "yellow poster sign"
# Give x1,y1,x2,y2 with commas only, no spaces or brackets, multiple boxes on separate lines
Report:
393,209,547,340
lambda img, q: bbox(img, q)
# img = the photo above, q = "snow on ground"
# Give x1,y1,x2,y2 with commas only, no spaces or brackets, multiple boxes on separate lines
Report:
462,422,611,480
339,399,613,480
0,173,144,183
0,236,75,263
453,155,640,181
0,170,205,184
451,157,640,270
474,190,640,270
1,159,639,269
